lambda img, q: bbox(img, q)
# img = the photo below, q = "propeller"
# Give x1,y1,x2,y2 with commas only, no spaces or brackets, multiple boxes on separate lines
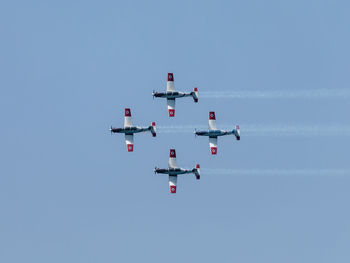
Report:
152,90,155,99
110,126,113,135
154,167,157,174
194,128,197,137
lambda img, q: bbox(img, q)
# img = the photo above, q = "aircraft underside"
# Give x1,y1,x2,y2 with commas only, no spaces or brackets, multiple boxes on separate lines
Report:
111,127,149,134
154,92,191,99
196,130,230,137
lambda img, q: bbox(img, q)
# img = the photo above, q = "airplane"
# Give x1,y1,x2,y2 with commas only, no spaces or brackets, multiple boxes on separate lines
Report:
195,111,240,155
152,73,198,117
154,149,200,193
110,108,156,152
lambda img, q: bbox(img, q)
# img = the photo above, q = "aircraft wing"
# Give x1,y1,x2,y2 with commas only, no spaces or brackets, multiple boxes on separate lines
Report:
169,175,177,193
124,108,132,128
209,111,216,130
209,136,218,155
166,73,175,92
167,99,175,117
168,149,178,168
125,134,134,152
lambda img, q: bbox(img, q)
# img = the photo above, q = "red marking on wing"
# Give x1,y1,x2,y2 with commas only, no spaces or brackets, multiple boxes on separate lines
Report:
168,109,175,117
169,149,176,158
168,73,174,81
210,147,217,155
209,111,216,120
170,185,177,193
127,144,134,152
125,108,131,117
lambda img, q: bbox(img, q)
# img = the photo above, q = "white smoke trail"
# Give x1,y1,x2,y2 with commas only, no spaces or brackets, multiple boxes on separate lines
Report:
157,124,350,136
200,89,350,99
202,168,350,176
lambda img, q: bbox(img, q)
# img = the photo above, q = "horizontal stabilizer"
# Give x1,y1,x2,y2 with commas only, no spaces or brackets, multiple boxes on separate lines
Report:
235,125,240,140
192,87,199,102
151,122,157,137
195,164,200,180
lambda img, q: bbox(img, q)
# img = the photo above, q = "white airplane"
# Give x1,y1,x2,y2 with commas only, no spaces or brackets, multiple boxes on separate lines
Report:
152,73,198,117
110,108,156,152
195,111,240,155
154,149,200,193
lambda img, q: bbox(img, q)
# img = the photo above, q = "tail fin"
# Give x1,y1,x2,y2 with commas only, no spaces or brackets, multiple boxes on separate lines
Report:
192,87,199,102
150,122,157,137
194,164,200,180
234,125,240,140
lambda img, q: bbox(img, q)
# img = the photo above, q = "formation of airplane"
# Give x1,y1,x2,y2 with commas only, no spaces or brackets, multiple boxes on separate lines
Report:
109,73,240,193
110,108,156,152
152,73,198,117
154,149,200,193
195,111,240,155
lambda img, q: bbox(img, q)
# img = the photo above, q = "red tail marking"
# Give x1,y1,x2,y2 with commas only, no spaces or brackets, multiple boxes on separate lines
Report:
210,147,217,155
236,125,240,129
127,144,134,152
170,185,176,193
152,122,156,126
168,109,175,117
196,164,200,169
194,87,198,92
169,149,176,158
168,73,174,81
209,111,216,120
125,108,131,117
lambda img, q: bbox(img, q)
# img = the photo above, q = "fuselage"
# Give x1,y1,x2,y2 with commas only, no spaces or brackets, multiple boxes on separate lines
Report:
155,167,194,175
111,126,150,134
153,91,193,99
195,129,233,137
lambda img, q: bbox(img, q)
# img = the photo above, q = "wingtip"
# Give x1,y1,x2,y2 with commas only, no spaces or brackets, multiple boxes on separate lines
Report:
167,73,174,82
169,149,176,158
170,185,177,193
127,144,134,152
125,108,131,117
168,109,175,117
209,111,216,120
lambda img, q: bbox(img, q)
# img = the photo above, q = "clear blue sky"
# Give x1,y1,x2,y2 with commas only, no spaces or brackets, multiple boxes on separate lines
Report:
1,1,350,262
